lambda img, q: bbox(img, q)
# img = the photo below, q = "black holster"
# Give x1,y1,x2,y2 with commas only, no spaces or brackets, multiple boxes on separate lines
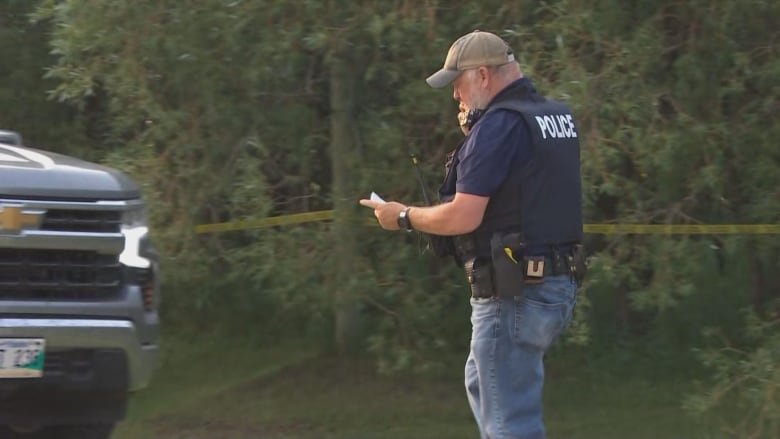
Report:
567,244,588,286
489,232,527,297
464,258,495,299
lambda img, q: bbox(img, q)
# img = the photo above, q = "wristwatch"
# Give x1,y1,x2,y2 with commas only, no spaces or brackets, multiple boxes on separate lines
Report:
397,207,413,232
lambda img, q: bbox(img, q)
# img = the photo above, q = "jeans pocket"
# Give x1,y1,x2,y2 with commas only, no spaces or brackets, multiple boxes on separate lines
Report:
513,294,569,351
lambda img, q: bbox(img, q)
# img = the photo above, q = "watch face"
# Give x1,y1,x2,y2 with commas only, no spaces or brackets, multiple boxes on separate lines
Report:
398,210,411,231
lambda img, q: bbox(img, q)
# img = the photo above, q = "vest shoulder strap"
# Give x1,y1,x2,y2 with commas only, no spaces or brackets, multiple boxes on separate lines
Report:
489,98,538,114
489,96,571,116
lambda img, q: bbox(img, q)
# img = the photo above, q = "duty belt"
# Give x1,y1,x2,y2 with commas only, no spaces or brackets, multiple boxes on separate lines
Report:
465,254,573,299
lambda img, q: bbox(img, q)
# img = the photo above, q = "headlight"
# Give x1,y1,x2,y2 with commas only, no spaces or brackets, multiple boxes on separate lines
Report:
120,207,151,268
121,207,147,228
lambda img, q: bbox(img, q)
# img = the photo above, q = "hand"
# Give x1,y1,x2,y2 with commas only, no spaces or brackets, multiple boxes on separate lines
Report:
358,199,406,231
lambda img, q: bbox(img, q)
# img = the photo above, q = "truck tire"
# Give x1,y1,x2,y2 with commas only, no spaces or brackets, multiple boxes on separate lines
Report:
0,423,115,439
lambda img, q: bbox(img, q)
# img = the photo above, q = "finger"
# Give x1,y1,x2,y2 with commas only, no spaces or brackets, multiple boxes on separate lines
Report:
359,199,378,208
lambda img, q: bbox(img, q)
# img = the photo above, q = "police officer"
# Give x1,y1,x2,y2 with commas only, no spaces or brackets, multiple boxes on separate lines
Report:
360,30,584,439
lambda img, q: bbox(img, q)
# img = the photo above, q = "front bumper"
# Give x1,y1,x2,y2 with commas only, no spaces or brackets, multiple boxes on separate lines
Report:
0,318,158,391
0,348,130,424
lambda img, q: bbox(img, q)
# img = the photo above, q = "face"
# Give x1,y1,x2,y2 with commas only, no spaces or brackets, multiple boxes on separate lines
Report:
453,68,489,135
452,68,489,113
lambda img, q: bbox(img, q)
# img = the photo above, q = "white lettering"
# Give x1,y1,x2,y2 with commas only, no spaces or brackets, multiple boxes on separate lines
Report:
544,116,557,138
566,114,578,138
535,113,579,139
556,115,569,137
554,115,565,137
535,116,547,139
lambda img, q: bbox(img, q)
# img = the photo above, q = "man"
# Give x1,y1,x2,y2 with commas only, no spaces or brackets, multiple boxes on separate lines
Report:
360,30,585,439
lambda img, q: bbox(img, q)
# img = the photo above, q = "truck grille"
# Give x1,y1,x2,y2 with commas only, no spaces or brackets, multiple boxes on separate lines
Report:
44,349,96,378
0,249,121,300
41,209,122,233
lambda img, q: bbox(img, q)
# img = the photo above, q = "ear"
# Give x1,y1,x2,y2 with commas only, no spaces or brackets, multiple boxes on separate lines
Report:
477,66,490,88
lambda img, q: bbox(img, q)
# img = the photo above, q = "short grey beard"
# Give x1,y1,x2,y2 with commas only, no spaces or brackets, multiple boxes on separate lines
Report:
472,92,489,110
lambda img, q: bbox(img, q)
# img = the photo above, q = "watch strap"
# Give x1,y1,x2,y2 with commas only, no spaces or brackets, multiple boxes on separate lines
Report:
397,207,413,231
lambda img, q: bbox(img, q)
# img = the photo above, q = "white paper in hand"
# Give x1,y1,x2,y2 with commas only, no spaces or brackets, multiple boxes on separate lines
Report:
370,192,386,203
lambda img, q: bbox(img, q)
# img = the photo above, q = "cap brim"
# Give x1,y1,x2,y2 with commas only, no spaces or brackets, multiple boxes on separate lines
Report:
426,68,462,88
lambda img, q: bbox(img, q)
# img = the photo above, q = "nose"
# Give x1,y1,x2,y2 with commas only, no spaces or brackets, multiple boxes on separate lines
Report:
453,86,460,102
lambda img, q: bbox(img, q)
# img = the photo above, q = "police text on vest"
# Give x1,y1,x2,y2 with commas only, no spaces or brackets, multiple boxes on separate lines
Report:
535,114,578,139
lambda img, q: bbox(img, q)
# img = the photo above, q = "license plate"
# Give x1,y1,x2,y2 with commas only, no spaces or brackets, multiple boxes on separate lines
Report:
0,338,45,378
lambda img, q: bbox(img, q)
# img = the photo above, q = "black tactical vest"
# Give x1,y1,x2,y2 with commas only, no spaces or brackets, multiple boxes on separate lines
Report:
439,85,583,260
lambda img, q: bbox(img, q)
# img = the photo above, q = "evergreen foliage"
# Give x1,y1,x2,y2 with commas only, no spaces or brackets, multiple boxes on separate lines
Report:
0,0,776,435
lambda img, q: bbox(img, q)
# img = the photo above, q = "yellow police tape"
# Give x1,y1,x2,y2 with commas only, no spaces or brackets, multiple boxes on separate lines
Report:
194,209,780,235
195,210,335,233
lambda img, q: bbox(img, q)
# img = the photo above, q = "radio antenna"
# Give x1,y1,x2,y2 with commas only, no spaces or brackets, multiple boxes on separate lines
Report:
410,153,432,206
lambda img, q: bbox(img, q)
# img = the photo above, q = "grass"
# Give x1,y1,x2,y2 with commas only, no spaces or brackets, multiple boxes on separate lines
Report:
113,337,727,439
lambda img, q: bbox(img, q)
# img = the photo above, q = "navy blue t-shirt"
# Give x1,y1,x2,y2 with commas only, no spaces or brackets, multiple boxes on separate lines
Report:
455,78,535,197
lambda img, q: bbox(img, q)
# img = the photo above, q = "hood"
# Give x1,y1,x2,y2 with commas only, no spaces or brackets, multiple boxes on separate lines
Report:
0,143,141,200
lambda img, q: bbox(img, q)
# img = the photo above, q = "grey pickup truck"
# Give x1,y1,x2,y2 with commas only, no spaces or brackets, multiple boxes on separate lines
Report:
0,130,159,438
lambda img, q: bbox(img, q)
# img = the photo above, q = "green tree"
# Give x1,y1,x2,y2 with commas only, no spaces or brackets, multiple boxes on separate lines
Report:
28,1,780,432
0,0,91,154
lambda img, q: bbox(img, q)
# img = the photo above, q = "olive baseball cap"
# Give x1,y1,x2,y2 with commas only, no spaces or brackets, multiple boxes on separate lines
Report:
426,30,516,88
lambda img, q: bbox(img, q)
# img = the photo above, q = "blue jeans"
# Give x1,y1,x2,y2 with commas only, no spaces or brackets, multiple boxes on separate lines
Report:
465,275,578,439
